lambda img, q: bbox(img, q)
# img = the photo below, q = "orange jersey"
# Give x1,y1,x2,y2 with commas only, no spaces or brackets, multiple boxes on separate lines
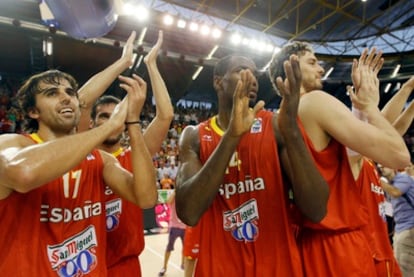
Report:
298,127,376,276
0,134,107,276
357,159,402,276
105,148,144,276
194,111,303,277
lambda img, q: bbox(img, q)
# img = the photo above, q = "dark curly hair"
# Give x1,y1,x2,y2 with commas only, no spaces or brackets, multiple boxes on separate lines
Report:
16,70,78,133
268,41,314,95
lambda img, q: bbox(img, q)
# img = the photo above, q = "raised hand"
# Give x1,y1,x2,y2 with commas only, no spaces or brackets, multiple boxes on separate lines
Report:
274,54,301,131
402,76,414,92
121,31,137,67
350,48,383,110
108,96,129,136
144,30,163,66
118,74,147,122
227,70,265,137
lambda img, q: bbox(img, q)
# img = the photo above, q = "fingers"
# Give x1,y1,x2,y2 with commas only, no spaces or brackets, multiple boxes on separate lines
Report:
364,47,377,66
252,100,265,114
274,55,300,97
144,30,163,64
155,30,163,48
113,95,128,114
358,48,369,67
126,31,137,46
118,74,147,95
234,70,255,100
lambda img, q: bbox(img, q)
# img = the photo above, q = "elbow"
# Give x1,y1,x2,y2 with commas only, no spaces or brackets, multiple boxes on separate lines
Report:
160,112,174,122
306,206,327,223
379,147,411,169
391,150,411,169
176,204,200,226
138,197,157,209
135,188,158,209
3,163,37,193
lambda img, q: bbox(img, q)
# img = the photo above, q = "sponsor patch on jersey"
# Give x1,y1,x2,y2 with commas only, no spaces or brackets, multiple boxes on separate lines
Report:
47,225,98,276
223,199,259,242
106,198,122,231
202,134,212,141
250,118,262,134
86,153,95,160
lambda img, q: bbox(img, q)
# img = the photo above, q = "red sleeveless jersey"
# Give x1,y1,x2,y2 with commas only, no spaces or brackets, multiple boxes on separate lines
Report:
298,126,377,276
105,148,144,276
194,111,303,277
0,134,108,276
358,159,402,276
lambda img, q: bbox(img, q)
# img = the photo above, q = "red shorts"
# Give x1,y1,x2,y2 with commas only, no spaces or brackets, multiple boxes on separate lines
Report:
183,225,200,259
374,258,402,277
301,229,377,276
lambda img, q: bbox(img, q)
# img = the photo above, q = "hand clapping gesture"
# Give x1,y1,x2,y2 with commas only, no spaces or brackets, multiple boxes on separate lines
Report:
227,70,265,137
274,54,302,132
349,48,383,111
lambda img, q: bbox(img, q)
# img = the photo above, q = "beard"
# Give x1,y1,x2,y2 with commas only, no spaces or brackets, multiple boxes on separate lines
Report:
102,134,122,146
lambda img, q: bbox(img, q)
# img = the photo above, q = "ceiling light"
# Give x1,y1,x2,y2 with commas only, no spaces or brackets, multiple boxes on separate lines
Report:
189,22,199,32
134,5,149,21
384,83,392,93
200,25,210,36
177,19,186,28
192,66,203,80
242,38,250,45
137,27,147,45
211,28,222,39
391,64,401,78
206,45,219,59
163,14,174,26
322,67,334,80
231,33,242,45
43,37,53,56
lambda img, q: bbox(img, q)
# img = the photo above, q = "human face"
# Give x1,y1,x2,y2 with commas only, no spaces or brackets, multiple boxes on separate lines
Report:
92,103,122,146
31,78,80,134
219,57,259,107
298,51,325,93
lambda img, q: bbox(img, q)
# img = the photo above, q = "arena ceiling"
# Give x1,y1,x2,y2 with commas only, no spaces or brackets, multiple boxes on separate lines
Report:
0,0,414,108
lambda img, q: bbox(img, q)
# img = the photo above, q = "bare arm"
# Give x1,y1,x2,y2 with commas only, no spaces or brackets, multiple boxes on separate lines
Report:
77,31,136,132
393,100,414,135
302,49,410,169
175,70,264,226
103,74,157,208
380,179,403,198
301,92,410,169
143,30,174,155
0,99,128,198
382,76,414,123
273,55,328,222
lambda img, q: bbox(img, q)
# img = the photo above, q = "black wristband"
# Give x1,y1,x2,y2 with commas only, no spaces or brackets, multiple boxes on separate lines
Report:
125,120,141,125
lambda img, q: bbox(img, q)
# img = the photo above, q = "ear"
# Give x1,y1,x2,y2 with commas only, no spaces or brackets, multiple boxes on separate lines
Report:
213,75,223,92
28,107,40,119
89,119,94,129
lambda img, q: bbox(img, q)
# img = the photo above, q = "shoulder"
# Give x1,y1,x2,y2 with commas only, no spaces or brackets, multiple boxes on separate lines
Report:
0,133,35,151
179,125,200,144
300,90,345,109
179,124,201,155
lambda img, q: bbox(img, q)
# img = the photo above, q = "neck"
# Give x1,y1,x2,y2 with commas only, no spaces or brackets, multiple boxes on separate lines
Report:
99,142,122,154
216,111,231,130
36,126,76,142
